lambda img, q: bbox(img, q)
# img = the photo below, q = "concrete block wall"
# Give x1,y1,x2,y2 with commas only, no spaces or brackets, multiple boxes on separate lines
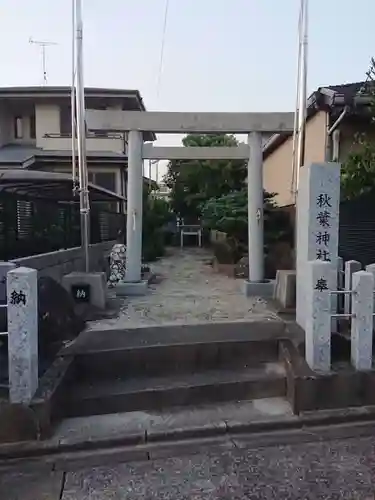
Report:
10,241,115,283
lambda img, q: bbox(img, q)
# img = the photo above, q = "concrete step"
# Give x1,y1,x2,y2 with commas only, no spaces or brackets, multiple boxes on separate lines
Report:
54,397,294,448
62,322,286,380
63,362,286,418
72,339,280,380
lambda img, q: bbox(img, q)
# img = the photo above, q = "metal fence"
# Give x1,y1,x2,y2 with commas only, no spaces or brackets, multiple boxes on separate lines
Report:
0,192,124,260
339,192,375,266
284,191,375,267
304,258,374,373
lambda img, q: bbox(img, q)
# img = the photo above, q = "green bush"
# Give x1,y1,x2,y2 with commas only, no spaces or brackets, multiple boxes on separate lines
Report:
142,188,172,262
143,229,166,262
201,188,292,252
213,237,242,264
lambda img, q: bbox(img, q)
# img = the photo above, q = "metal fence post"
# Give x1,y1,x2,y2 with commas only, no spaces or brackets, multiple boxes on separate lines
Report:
7,267,38,404
332,256,344,332
351,270,374,371
305,260,333,372
344,260,362,315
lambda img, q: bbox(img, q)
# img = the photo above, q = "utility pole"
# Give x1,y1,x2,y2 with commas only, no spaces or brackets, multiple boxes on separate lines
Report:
29,37,58,85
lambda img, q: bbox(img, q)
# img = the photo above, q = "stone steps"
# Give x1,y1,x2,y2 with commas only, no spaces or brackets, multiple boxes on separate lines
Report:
72,339,279,381
54,397,295,448
62,321,286,381
63,362,286,418
30,321,292,439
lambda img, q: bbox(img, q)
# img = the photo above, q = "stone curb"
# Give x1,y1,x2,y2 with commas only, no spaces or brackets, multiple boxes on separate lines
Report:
1,405,375,462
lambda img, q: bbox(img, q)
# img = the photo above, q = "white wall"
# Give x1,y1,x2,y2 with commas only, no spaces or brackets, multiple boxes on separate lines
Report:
35,104,60,145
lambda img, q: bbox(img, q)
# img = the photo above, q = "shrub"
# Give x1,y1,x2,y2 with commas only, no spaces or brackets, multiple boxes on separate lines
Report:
213,237,242,264
201,188,292,252
142,188,172,262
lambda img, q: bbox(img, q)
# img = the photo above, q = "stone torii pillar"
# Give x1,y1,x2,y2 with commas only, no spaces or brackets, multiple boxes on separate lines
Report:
117,130,148,296
125,130,143,283
248,132,264,282
243,132,273,297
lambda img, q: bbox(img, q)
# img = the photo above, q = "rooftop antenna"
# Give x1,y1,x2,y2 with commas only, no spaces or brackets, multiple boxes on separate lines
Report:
29,37,58,85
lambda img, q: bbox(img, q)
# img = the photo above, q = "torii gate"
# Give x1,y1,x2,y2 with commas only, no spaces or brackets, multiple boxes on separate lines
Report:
86,110,294,296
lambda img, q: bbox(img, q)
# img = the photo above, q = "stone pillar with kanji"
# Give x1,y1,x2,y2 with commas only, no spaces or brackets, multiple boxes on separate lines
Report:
296,162,341,330
7,267,38,404
305,260,333,372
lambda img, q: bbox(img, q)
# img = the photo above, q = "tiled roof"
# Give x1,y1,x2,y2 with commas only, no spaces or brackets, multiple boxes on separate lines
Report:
325,81,372,97
0,145,37,166
263,80,374,159
0,144,127,167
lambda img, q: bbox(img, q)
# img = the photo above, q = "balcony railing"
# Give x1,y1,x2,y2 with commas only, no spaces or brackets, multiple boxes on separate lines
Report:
38,132,126,154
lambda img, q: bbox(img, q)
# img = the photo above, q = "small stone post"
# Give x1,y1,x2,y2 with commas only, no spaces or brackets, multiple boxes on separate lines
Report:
351,270,374,371
365,263,375,310
7,267,38,404
305,260,333,372
344,260,362,314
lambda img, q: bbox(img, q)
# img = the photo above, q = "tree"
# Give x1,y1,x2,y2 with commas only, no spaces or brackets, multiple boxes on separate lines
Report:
164,134,247,220
142,185,172,261
341,58,375,199
200,188,292,249
341,134,375,200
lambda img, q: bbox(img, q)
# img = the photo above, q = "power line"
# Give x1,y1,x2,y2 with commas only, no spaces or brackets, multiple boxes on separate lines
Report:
156,0,170,101
152,0,170,186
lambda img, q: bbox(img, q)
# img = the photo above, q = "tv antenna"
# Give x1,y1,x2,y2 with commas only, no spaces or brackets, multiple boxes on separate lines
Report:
29,37,58,85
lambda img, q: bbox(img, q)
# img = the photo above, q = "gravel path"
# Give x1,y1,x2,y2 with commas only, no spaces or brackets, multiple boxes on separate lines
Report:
60,435,375,499
88,248,278,330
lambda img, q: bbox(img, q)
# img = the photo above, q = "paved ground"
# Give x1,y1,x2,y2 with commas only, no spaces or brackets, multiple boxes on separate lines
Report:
88,248,278,330
52,397,293,445
3,434,375,499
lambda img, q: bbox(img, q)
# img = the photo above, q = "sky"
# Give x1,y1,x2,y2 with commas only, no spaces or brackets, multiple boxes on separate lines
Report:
1,0,375,179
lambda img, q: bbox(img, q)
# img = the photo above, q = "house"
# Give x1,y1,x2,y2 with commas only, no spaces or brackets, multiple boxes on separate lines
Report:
263,81,375,207
0,86,155,203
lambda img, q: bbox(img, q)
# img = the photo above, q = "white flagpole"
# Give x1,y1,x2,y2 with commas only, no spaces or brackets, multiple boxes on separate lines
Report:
291,0,303,201
296,0,309,192
75,0,90,272
71,0,78,194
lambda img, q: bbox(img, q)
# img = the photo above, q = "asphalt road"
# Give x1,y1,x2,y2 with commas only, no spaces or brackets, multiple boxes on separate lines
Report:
2,432,375,499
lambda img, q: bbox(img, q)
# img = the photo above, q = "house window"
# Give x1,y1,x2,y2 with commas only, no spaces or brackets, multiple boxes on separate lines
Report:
94,172,116,192
30,114,36,139
60,106,71,135
60,106,87,136
14,117,23,139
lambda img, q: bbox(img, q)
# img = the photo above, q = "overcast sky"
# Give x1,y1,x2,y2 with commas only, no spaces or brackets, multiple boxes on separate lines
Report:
1,0,374,178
